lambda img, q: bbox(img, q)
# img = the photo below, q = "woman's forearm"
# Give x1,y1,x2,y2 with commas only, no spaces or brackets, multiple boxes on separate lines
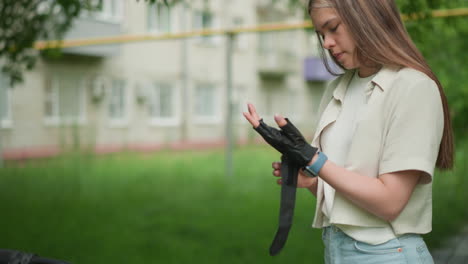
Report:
318,160,420,221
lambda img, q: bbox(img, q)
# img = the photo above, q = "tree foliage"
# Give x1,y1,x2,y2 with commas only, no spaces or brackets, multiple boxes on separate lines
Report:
395,0,468,139
0,0,100,86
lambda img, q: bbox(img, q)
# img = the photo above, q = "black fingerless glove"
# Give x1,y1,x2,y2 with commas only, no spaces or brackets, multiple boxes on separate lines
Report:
254,118,317,167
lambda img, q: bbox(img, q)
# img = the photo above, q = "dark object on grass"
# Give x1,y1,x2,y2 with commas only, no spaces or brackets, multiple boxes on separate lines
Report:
0,249,70,264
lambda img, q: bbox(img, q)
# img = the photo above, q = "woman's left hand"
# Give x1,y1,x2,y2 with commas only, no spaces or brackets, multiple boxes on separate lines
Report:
243,103,318,167
272,161,319,196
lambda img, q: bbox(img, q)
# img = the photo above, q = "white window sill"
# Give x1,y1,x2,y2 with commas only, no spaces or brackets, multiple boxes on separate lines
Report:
43,117,87,126
89,15,122,24
149,118,180,127
193,116,222,125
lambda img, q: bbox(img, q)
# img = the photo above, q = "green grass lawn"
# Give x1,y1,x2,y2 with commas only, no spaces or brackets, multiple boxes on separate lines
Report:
0,146,324,263
0,144,466,263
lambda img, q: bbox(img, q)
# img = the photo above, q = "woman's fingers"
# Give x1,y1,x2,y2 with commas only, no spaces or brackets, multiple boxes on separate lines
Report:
272,161,281,182
243,103,289,129
247,103,260,120
272,169,281,177
272,164,319,188
242,103,261,128
274,114,288,127
242,112,257,127
272,161,281,169
272,161,281,177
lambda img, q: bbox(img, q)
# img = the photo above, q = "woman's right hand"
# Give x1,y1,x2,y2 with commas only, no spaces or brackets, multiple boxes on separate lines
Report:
272,161,319,196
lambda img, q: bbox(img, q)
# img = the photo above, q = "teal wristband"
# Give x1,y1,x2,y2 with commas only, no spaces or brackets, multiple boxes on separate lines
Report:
304,151,328,177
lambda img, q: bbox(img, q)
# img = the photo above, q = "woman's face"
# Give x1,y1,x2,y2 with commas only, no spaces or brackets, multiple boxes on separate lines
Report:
310,7,359,70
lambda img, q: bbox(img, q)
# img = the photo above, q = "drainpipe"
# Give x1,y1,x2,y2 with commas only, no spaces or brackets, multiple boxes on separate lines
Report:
225,32,235,178
180,1,189,142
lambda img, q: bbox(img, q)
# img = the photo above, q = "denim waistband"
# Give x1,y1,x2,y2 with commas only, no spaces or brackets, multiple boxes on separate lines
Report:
321,225,434,264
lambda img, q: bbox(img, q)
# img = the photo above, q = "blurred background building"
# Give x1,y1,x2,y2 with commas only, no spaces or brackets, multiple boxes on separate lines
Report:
0,0,336,160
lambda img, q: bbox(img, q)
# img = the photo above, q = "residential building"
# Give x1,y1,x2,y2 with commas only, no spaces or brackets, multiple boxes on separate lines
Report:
0,0,333,160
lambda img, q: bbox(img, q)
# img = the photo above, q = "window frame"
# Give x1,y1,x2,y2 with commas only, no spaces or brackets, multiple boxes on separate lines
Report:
107,78,129,127
147,2,172,33
148,82,180,127
193,83,220,124
192,9,222,45
232,16,248,51
83,0,124,23
43,75,87,126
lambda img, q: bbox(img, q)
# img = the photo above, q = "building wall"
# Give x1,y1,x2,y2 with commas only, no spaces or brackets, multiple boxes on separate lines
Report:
1,0,330,159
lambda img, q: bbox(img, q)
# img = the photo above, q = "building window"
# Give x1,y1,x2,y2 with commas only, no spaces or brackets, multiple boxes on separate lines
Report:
44,75,86,125
232,17,248,50
108,79,127,124
148,82,178,126
44,81,58,120
87,0,123,22
147,2,171,33
193,10,212,29
194,84,218,122
0,73,12,128
193,10,220,44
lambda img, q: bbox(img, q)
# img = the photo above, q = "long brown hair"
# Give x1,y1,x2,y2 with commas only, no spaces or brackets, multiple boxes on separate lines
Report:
308,0,453,169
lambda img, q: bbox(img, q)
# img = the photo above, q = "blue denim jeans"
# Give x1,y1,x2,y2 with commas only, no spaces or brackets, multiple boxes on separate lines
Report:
322,225,434,264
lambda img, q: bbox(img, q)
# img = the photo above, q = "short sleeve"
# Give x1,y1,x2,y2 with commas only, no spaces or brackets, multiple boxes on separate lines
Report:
379,78,444,183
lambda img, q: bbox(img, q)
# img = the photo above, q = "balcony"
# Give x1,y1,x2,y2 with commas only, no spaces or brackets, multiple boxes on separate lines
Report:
257,51,296,78
61,17,122,57
257,32,296,78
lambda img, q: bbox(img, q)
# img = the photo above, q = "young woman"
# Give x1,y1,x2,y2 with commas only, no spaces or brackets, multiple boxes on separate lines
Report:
243,0,453,263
